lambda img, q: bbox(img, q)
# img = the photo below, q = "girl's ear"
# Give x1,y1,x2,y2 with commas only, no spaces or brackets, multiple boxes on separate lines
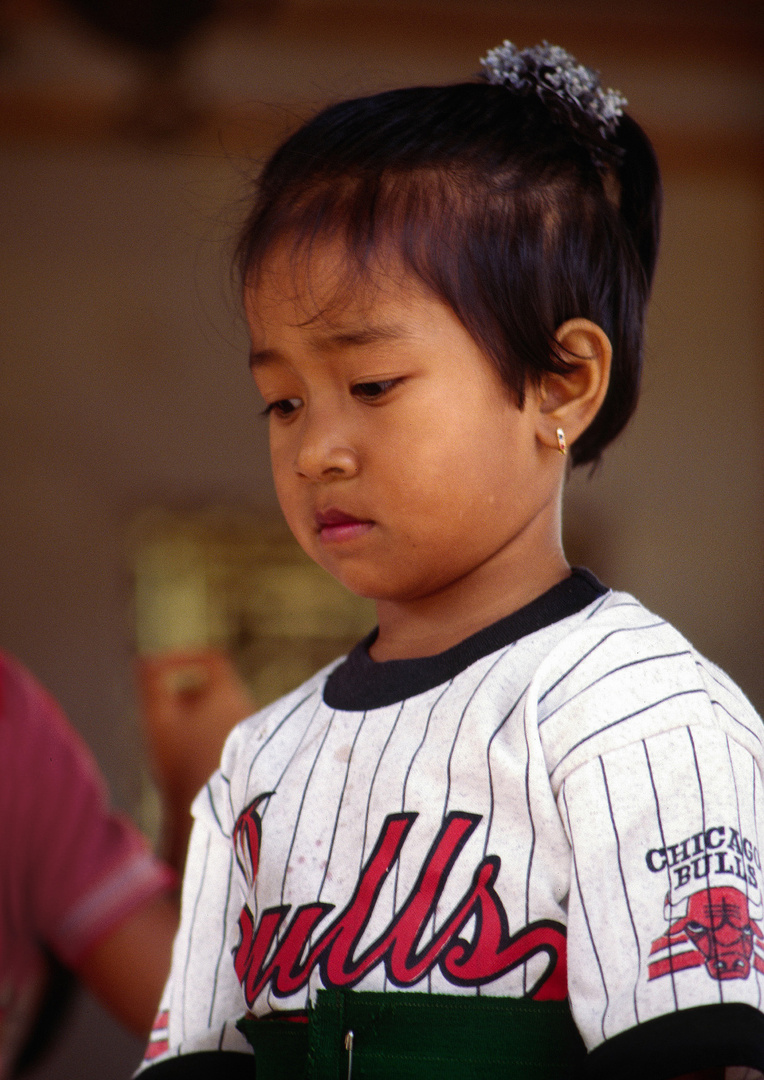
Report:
536,318,612,453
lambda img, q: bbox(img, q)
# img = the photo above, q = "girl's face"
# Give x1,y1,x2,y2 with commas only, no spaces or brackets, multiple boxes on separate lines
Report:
246,244,567,658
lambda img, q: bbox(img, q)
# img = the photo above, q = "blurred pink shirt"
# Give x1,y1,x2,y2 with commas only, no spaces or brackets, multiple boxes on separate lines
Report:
0,651,175,1077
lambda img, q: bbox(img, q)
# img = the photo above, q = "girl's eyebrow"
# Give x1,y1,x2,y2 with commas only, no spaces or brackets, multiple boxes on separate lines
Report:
249,347,280,369
249,323,414,369
313,324,413,350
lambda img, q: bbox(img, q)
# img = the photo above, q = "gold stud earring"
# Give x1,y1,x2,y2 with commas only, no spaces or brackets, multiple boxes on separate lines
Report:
556,427,567,456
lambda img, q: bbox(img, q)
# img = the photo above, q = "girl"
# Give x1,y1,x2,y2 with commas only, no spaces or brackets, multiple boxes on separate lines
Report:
139,42,764,1079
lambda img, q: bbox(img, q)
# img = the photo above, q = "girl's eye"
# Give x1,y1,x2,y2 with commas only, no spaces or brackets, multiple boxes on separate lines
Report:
261,397,302,418
352,379,401,402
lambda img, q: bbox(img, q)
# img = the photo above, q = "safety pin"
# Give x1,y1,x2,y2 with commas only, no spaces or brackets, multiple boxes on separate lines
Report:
344,1029,354,1080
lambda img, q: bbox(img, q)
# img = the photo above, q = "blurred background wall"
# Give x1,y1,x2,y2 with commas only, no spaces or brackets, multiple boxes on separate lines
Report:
0,1,762,1076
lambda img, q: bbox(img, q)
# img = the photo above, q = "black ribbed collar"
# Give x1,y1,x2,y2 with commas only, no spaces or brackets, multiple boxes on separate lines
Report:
323,567,607,711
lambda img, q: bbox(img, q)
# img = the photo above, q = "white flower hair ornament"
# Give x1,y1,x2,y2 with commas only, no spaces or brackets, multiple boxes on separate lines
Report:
480,41,627,167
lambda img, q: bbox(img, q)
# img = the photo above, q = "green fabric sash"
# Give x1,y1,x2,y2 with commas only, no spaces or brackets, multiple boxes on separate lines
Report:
237,990,587,1079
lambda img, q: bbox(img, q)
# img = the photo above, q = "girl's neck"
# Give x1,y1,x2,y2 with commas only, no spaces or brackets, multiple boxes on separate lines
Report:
370,547,571,662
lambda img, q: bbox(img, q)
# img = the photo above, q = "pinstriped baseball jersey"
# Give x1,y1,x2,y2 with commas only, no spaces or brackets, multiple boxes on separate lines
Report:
140,570,764,1075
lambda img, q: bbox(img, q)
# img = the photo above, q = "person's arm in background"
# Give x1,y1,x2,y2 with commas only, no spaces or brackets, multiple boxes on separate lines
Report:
76,890,180,1036
77,648,256,1036
136,648,256,877
1,647,252,1080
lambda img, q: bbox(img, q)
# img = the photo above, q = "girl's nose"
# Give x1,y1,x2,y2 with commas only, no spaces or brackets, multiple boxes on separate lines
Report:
293,417,359,481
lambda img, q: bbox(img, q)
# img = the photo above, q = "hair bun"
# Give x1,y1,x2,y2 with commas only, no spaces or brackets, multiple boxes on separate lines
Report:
479,41,627,167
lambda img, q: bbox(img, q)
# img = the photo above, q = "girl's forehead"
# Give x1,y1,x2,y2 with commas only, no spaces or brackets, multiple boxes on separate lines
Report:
246,240,430,332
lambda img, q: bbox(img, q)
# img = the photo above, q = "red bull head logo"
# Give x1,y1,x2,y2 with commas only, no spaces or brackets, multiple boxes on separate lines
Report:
684,888,758,979
649,886,764,982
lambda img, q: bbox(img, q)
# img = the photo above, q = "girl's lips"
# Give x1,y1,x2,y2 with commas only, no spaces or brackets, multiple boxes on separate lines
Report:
316,509,374,543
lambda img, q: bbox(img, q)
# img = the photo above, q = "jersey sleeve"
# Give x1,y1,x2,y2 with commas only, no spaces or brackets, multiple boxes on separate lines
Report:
558,686,764,1076
138,767,254,1072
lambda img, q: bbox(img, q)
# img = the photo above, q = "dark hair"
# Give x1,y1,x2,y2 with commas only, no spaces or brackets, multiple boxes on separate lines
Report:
237,79,662,466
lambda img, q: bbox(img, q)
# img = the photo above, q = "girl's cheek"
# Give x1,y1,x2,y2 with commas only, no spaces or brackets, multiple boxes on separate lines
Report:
269,433,292,472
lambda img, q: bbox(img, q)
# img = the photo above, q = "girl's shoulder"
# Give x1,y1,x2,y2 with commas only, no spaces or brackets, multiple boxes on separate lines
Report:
536,588,764,788
195,656,348,835
219,655,347,766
